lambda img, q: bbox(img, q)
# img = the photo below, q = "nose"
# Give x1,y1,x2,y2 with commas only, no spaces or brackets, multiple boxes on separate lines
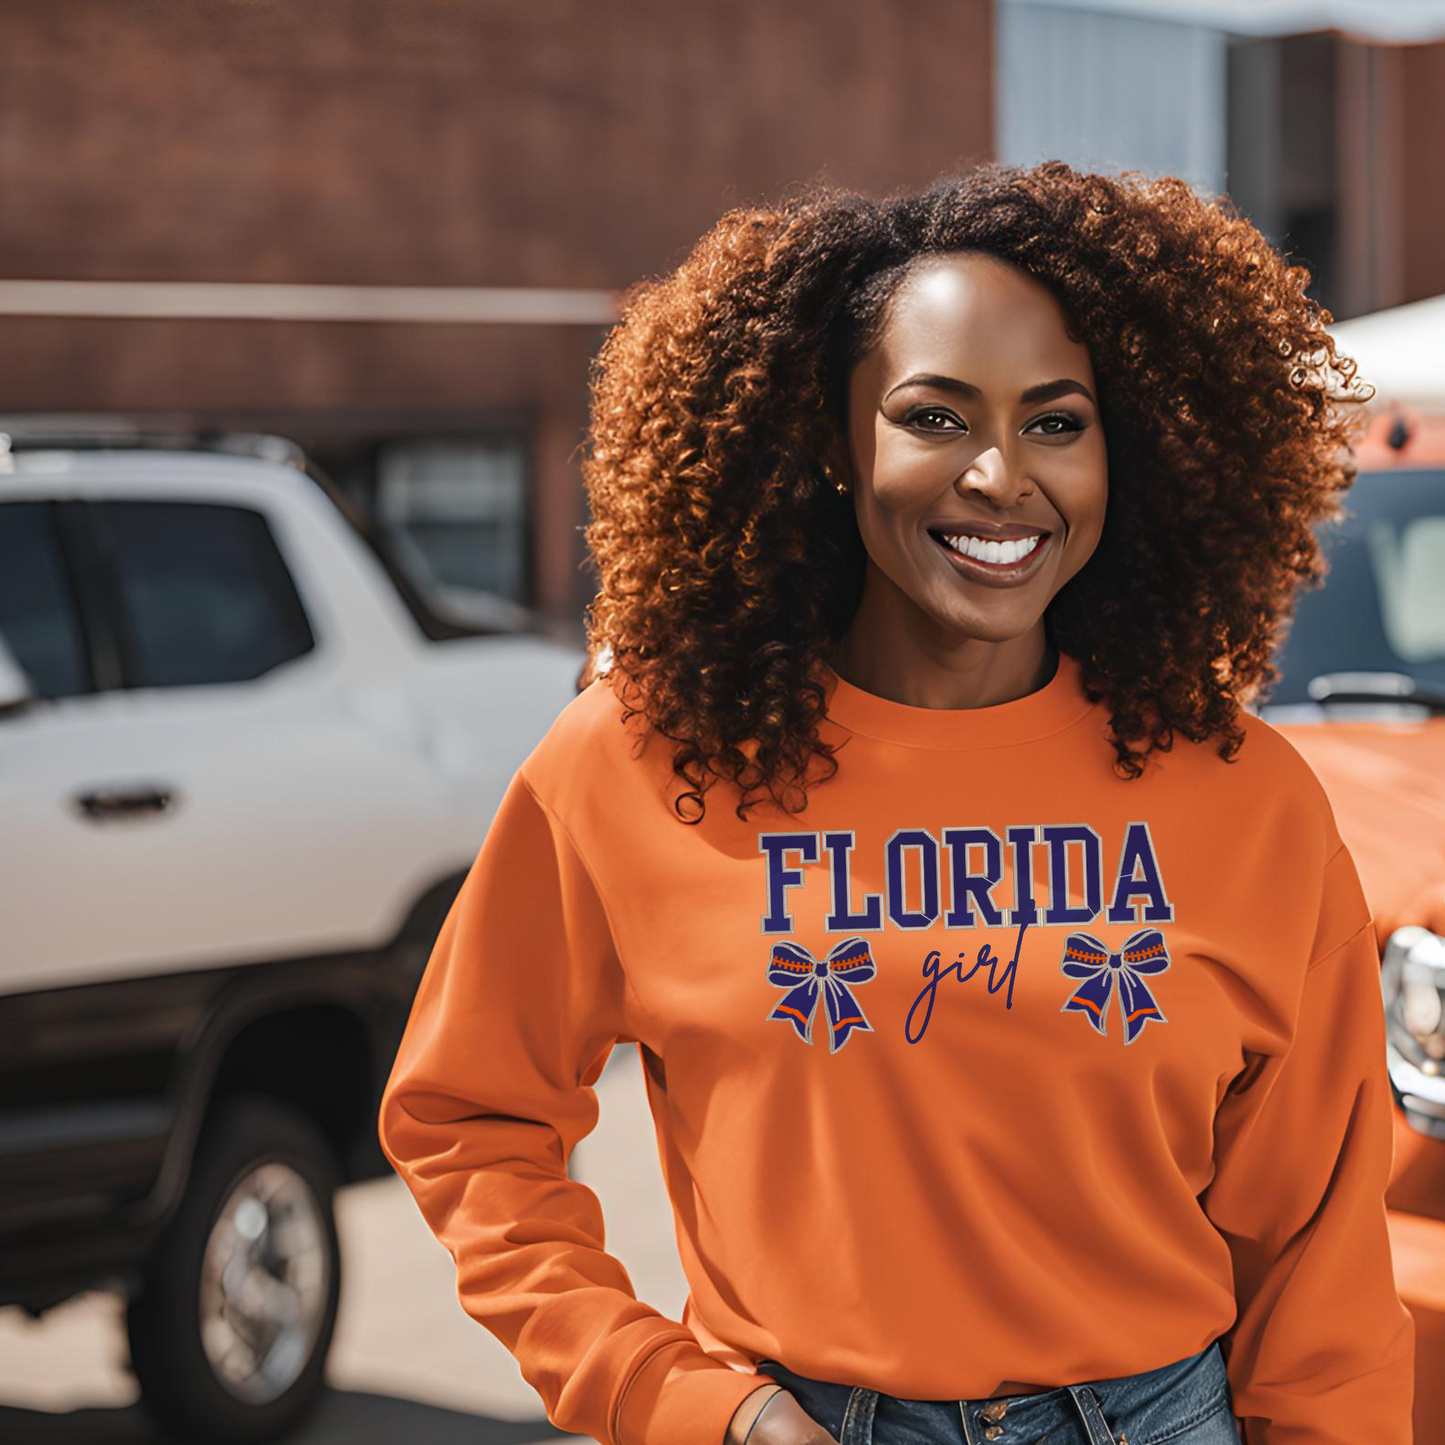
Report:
956,444,1030,506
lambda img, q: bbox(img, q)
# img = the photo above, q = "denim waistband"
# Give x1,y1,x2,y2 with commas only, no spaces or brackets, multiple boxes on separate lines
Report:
755,1338,1239,1445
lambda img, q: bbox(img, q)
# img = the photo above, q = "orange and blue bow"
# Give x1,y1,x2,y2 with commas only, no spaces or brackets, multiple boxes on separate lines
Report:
1060,928,1170,1044
767,936,876,1052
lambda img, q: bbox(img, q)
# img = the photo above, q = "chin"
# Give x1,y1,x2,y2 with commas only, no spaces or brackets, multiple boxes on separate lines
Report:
927,602,1041,645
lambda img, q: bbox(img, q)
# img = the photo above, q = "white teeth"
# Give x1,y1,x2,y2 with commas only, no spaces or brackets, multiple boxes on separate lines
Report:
944,532,1041,564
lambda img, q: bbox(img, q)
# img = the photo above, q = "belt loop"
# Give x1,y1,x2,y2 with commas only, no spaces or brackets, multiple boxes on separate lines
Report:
841,1383,879,1445
1065,1384,1120,1445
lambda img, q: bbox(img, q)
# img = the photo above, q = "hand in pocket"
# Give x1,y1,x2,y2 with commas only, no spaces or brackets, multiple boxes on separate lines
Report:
726,1385,841,1445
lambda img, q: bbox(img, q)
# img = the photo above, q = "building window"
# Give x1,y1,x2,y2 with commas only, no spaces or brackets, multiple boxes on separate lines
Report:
1226,33,1341,315
375,438,529,606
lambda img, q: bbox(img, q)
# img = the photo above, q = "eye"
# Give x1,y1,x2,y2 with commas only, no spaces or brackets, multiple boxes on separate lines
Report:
1027,411,1086,436
907,406,965,432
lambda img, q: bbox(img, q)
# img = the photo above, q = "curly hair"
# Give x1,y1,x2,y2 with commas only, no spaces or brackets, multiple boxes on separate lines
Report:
577,160,1373,824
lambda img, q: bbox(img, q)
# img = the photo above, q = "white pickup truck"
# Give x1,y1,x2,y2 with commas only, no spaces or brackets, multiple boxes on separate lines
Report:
0,434,584,1441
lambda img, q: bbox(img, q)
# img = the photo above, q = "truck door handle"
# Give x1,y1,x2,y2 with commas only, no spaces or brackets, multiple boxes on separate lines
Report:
74,785,178,821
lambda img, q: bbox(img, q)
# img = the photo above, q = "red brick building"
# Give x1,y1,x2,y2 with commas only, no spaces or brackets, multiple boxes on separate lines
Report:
0,1,994,625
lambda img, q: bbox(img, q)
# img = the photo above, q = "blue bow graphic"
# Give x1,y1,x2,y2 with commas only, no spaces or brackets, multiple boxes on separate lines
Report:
767,937,876,1052
1059,928,1170,1044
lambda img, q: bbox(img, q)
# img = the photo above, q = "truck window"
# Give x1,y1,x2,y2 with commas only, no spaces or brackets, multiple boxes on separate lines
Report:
1266,467,1445,705
91,501,315,689
0,501,91,699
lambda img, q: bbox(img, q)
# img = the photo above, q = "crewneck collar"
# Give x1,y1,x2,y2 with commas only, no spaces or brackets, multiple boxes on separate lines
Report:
818,648,1098,750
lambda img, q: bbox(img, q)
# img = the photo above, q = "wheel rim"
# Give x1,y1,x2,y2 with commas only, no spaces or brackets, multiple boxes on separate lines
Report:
198,1159,331,1404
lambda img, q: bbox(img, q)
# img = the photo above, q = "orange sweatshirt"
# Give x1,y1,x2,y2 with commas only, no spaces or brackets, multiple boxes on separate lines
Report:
377,649,1414,1445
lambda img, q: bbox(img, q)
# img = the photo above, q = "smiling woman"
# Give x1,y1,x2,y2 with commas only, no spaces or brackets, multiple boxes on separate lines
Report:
378,161,1412,1445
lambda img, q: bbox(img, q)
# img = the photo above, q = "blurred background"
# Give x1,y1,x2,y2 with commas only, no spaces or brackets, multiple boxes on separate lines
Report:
3,2,1445,1443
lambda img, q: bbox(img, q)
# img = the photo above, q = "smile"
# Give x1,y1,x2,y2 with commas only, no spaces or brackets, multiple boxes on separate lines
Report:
926,526,1051,585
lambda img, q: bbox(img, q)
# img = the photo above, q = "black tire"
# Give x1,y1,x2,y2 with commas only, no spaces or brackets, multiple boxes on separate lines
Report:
127,1092,343,1443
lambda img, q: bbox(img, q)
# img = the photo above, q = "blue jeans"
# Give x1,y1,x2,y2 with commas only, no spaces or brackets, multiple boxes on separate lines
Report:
755,1339,1243,1445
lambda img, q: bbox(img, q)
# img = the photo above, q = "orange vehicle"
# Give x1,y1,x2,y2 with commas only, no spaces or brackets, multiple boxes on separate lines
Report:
1253,388,1445,1437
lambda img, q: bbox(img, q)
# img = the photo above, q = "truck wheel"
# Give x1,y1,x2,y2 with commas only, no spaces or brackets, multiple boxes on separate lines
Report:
127,1093,342,1442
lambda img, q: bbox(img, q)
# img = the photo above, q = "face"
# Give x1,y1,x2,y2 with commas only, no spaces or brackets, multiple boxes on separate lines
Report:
831,251,1108,648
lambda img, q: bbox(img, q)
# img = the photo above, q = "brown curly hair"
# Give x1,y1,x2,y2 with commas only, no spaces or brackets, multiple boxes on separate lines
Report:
577,160,1373,824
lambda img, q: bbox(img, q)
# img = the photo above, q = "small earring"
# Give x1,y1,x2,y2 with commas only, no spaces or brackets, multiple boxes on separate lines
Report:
823,464,849,496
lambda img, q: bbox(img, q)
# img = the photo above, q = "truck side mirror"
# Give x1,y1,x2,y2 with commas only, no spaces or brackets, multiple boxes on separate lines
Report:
0,635,36,716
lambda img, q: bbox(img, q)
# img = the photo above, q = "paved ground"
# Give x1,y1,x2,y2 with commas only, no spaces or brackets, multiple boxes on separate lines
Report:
0,1047,688,1444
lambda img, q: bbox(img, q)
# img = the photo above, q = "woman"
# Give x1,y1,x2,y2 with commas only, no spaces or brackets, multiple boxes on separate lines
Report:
377,161,1414,1445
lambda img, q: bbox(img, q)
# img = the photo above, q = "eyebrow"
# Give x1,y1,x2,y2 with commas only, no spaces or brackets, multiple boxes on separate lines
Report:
883,374,1096,407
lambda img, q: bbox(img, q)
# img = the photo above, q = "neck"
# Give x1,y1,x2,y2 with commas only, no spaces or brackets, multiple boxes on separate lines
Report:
826,580,1057,711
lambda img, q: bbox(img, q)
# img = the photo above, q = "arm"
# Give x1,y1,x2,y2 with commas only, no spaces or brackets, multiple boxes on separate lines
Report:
1200,843,1415,1445
377,766,776,1445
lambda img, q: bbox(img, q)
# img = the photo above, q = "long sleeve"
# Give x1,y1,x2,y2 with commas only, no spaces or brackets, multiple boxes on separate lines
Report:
377,766,774,1445
1200,841,1416,1445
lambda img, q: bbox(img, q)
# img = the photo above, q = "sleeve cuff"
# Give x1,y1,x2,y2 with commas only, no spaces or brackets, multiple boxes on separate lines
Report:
614,1337,780,1445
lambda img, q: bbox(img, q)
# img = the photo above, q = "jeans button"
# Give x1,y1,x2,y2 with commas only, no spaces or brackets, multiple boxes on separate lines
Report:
984,1427,1004,1440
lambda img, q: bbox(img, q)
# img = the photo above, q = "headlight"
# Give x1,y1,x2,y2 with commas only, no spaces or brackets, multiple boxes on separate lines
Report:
1381,926,1445,1138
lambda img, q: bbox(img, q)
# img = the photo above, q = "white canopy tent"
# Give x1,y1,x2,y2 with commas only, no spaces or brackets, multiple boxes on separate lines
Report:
1330,294,1445,411
1016,1,1445,43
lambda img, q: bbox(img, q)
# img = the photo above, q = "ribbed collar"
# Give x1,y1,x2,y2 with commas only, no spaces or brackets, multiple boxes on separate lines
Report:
818,648,1099,750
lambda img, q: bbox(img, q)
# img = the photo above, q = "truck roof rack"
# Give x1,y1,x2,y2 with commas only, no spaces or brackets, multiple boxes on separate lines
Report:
0,418,306,470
